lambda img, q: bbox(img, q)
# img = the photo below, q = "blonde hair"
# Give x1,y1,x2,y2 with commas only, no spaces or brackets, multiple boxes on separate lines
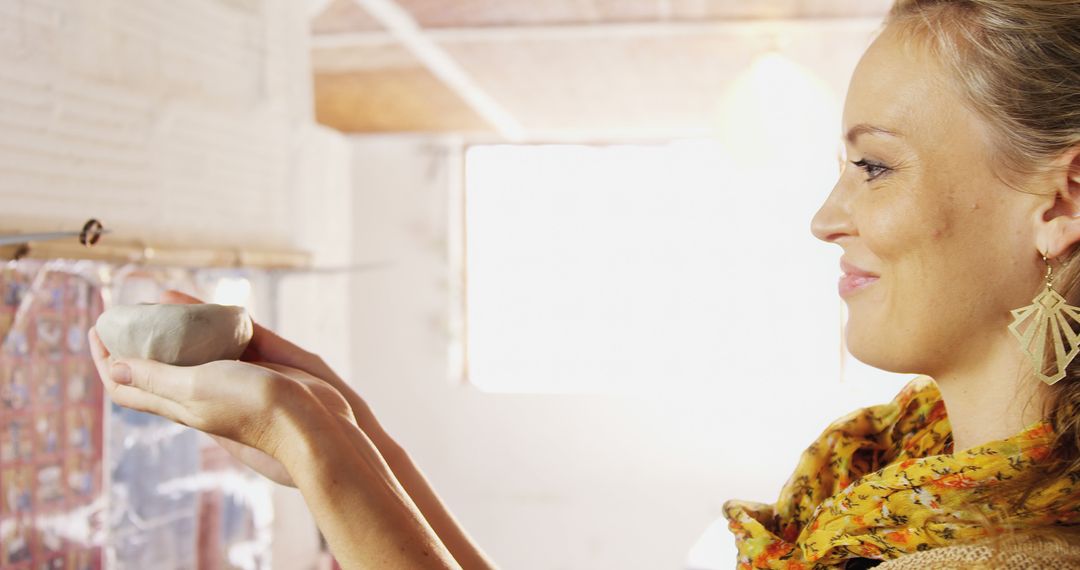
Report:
886,0,1080,178
881,0,1080,563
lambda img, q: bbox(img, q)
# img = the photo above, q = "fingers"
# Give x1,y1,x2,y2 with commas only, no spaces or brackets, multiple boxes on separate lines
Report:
246,322,324,373
88,327,193,424
87,327,110,362
111,357,195,400
87,328,121,389
253,361,316,381
108,380,193,426
88,325,295,455
160,290,205,304
238,343,265,362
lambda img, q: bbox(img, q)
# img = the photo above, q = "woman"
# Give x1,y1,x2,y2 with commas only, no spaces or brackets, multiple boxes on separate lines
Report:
88,0,1080,568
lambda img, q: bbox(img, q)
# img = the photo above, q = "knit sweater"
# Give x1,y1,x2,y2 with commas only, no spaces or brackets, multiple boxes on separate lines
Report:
844,533,1080,569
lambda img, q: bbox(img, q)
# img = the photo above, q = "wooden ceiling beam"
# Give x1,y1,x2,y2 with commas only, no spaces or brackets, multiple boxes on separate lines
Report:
349,0,526,141
312,16,885,48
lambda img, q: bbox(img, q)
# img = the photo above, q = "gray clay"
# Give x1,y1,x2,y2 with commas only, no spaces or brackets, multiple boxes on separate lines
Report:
95,303,253,366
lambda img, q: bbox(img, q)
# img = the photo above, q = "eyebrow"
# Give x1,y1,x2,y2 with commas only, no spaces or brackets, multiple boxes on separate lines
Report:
845,124,902,144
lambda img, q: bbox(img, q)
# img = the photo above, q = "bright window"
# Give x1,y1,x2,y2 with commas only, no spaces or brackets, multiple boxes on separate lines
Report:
462,54,908,401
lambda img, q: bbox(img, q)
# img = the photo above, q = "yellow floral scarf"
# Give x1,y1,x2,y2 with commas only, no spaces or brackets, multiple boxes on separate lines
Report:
722,375,1080,569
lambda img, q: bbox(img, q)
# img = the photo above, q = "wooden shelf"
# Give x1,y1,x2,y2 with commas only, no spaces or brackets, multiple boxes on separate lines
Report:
0,239,311,270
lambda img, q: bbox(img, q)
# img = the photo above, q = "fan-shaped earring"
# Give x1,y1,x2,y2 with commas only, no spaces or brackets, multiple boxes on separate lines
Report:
1008,249,1080,385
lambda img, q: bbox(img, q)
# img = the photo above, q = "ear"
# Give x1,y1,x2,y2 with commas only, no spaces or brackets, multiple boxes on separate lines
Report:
1038,145,1080,259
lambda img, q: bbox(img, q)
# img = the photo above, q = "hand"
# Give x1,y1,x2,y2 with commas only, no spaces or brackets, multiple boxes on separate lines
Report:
159,291,397,465
87,327,354,486
154,291,305,485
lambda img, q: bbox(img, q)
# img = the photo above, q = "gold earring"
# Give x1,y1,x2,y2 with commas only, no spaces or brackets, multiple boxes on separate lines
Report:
1008,249,1080,385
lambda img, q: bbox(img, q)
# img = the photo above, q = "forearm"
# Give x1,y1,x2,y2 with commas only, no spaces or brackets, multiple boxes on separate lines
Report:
325,379,498,570
286,413,461,570
378,443,500,570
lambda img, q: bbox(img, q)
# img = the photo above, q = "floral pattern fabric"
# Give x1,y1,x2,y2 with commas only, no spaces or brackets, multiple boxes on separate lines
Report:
722,374,1080,569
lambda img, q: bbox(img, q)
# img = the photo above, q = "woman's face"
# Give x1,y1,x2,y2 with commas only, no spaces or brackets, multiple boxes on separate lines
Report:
810,25,1047,376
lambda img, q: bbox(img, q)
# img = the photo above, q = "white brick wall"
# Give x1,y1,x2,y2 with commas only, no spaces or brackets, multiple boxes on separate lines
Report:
0,0,317,251
0,3,351,568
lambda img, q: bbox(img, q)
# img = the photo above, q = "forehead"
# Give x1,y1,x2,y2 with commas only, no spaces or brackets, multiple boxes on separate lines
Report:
843,26,955,136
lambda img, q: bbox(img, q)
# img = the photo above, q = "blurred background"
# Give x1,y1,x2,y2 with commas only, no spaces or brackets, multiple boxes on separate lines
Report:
0,0,915,568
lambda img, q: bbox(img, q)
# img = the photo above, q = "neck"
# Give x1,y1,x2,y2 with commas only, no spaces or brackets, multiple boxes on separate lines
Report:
930,330,1050,453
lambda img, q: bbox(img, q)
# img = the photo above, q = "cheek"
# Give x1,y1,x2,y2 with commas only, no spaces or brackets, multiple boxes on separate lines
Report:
859,191,953,263
855,191,963,331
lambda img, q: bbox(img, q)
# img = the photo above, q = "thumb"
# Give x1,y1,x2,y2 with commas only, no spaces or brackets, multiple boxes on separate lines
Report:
109,358,195,400
105,358,197,426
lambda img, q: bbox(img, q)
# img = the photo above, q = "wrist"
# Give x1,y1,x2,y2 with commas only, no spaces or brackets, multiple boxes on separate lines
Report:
277,399,392,485
270,384,347,470
368,427,404,461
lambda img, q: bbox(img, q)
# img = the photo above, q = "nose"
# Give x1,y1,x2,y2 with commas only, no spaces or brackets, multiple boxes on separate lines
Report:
810,177,854,245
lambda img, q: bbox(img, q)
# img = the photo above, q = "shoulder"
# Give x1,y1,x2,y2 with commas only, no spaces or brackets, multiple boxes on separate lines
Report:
871,532,1080,570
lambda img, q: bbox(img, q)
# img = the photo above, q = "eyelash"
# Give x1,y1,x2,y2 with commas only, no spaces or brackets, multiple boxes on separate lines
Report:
851,159,891,181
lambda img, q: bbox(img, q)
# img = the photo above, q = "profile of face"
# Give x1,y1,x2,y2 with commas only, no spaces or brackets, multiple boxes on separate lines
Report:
810,25,1061,377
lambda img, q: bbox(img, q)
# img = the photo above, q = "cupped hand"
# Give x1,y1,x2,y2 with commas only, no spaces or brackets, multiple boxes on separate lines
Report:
158,291,396,464
87,326,354,487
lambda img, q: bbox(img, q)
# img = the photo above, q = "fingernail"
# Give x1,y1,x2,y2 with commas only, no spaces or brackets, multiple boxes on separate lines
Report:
110,362,132,385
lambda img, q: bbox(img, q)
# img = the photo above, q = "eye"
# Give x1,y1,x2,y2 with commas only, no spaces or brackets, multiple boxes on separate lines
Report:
851,159,890,181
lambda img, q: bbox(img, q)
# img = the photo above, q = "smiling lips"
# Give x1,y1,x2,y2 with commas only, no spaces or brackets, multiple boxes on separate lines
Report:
839,258,880,297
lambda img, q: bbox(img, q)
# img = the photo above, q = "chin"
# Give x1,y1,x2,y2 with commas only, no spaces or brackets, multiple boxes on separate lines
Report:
843,319,909,373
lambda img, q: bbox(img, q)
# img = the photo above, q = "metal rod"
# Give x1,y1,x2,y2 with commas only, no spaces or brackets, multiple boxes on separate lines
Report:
0,219,109,247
